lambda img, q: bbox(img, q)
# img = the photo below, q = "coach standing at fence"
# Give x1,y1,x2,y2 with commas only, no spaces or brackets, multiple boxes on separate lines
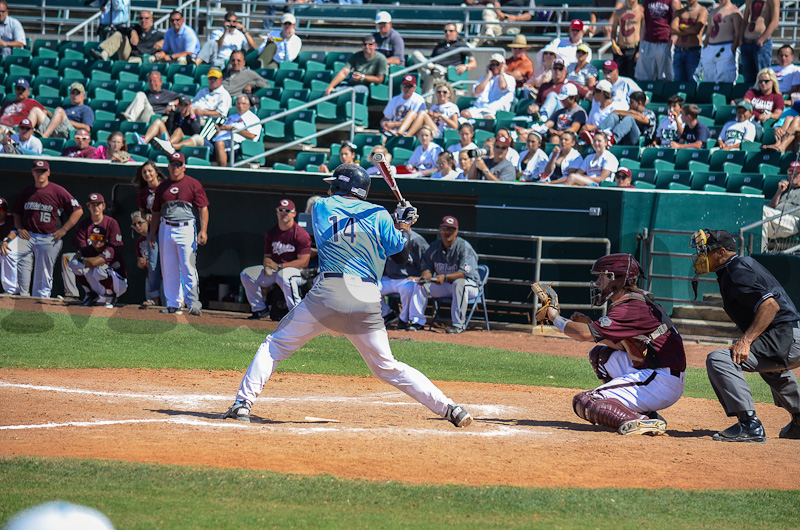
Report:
149,151,209,316
691,229,800,443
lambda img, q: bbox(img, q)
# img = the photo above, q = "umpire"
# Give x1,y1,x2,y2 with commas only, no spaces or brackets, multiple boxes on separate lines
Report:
691,229,800,443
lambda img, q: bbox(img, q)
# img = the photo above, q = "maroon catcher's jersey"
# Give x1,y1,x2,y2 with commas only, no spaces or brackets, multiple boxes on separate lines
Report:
589,297,686,372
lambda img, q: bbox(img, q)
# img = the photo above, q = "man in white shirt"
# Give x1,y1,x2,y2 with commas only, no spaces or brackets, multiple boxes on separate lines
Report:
212,95,262,167
380,74,427,136
601,60,641,110
461,53,516,119
0,1,26,57
258,13,302,69
0,118,42,155
773,45,800,97
192,68,233,119
543,18,585,66
196,11,257,68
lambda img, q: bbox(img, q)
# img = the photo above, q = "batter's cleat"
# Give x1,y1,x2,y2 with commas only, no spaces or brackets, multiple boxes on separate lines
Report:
406,323,425,331
779,420,800,439
223,400,251,423
445,404,473,428
618,417,667,436
188,307,202,316
446,326,465,334
248,308,269,320
79,292,100,307
161,307,183,315
712,418,766,444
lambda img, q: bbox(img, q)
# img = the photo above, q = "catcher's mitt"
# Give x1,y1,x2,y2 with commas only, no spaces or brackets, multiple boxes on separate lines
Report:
532,282,560,324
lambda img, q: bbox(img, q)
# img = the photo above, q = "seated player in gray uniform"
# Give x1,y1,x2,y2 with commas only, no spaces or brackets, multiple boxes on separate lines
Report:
407,215,480,334
380,228,429,329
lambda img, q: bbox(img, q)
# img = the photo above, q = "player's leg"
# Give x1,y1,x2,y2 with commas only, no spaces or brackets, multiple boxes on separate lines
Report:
15,238,34,296
276,266,304,310
396,278,417,324
60,253,80,298
406,281,430,328
0,237,21,294
174,224,201,311
158,225,182,310
449,278,478,332
30,234,62,298
68,254,97,304
240,265,276,313
744,342,800,414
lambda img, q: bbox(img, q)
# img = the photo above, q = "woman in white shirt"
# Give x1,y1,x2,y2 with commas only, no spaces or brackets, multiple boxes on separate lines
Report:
403,82,460,139
405,126,443,177
565,131,619,186
430,151,461,180
496,127,520,167
517,131,548,181
447,122,478,169
545,131,585,184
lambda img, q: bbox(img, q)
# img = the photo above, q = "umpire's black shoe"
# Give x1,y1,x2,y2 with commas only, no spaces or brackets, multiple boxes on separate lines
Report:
247,308,269,320
79,292,100,307
779,420,800,439
713,417,766,444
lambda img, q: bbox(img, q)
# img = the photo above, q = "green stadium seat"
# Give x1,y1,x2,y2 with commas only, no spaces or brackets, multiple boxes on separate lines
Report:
37,85,60,98
674,148,709,169
638,80,663,101
722,161,743,174
687,160,710,173
171,83,198,96
456,96,476,111
297,50,327,68
391,147,414,166
730,83,750,100
353,133,383,157
608,145,640,161
691,171,727,190
30,56,59,75
369,83,390,106
58,58,87,76
240,139,266,165
87,79,118,96
632,169,657,185
272,162,295,171
781,152,798,172
743,150,781,172
695,82,732,104
473,118,495,132
709,149,746,170
634,180,656,189
386,136,419,152
295,151,327,172
166,63,195,81
280,88,310,107
655,170,692,189
759,163,780,176
763,175,783,198
275,68,304,88
254,86,282,100
92,87,116,101
33,76,60,93
93,109,116,121
726,173,764,193
640,147,675,168
714,104,737,125
761,127,776,147
652,159,674,171
739,140,761,152
111,61,139,78
36,95,62,109
119,121,149,136
187,157,211,166
32,38,60,56
91,119,119,141
88,99,117,114
325,51,351,70
617,157,640,170
194,64,213,82
179,145,211,161
304,60,326,72
302,69,332,88
293,120,317,146
663,81,696,101
41,137,65,152
140,62,168,80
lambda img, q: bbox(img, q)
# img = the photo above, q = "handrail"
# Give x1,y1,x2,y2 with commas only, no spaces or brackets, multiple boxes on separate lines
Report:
154,0,202,32
739,204,800,255
66,11,102,41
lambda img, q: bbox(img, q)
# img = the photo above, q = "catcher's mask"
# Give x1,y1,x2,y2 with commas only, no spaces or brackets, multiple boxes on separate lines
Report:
589,253,641,306
689,228,736,298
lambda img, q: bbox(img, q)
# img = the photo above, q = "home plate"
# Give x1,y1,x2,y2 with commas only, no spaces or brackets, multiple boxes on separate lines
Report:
305,416,340,423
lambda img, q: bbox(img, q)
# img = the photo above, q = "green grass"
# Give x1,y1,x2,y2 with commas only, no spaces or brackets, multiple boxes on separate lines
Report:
1,457,798,529
0,309,775,402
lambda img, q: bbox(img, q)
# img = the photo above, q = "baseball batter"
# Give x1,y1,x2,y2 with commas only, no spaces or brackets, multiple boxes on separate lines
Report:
407,215,479,334
536,254,687,435
149,151,209,316
68,225,128,308
13,159,83,298
0,196,20,294
223,164,473,428
380,228,429,329
240,198,312,320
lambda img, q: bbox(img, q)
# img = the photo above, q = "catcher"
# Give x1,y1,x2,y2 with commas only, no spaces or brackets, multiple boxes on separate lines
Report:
533,253,687,435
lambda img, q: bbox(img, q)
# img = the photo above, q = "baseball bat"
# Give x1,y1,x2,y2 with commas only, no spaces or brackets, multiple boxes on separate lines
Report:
371,152,405,204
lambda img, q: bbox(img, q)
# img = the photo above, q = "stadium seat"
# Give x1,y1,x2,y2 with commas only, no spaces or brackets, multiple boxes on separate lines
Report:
640,147,675,168
726,173,763,193
690,171,727,190
386,136,419,152
119,121,149,136
304,60,326,72
695,82,732,104
759,163,780,176
655,170,692,189
37,85,60,98
674,148,709,169
687,160,710,173
171,83,198,96
272,162,295,171
781,152,799,172
634,180,656,189
140,62,168,80
608,145,640,161
295,151,327,172
275,68,304,88
293,120,317,146
428,264,490,332
456,96,476,111
88,99,117,115
166,63,195,81
302,69,332,89
353,133,382,157
92,87,116,101
181,146,211,161
278,61,300,71
41,137,65,152
662,81,696,101
94,109,116,121
391,147,414,166
30,56,59,75
744,150,781,172
325,51,351,70
638,80,663,101
632,169,657,185
87,79,118,96
730,83,750,100
91,119,120,141
653,159,675,171
709,149,746,171
240,139,266,165
617,157,640,170
722,161,743,174
763,175,783,198
739,140,761,152
714,104,737,125
297,50,326,68
254,86,282,100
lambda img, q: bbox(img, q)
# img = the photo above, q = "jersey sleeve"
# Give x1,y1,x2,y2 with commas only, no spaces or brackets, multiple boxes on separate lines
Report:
458,241,480,280
589,300,658,343
107,218,123,247
378,209,405,255
191,179,210,208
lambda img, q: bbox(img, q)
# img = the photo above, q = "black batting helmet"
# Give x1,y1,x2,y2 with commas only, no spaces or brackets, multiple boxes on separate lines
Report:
324,163,371,200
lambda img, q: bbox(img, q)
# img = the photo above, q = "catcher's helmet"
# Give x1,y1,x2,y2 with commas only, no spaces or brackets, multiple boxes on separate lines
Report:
589,253,641,306
324,163,371,200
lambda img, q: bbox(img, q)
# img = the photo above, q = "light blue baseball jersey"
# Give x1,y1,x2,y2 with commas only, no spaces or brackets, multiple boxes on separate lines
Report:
313,195,406,281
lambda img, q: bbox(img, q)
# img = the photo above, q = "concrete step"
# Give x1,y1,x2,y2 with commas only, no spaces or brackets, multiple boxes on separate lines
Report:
702,293,723,303
671,304,729,321
672,317,740,339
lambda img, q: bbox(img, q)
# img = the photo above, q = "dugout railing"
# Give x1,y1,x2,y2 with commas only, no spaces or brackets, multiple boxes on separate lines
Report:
739,205,800,256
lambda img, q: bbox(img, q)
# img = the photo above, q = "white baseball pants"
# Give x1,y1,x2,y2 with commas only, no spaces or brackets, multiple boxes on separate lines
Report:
16,233,63,298
69,258,128,299
379,276,417,322
594,350,685,413
408,279,478,328
0,237,22,294
701,43,739,83
159,220,200,311
240,265,304,312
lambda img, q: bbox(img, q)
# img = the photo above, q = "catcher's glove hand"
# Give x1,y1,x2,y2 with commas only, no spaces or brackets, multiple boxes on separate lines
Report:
392,200,419,226
532,282,560,324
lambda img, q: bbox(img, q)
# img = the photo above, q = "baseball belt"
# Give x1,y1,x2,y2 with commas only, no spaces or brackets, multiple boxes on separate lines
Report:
321,272,377,284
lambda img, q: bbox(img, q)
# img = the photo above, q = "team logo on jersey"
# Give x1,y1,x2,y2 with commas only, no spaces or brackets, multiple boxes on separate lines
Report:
463,264,472,272
170,186,179,194
598,316,613,327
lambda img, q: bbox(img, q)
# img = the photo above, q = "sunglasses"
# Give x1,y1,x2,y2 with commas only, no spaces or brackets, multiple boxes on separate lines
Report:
132,221,147,226
553,65,565,70
436,90,450,94
758,79,771,83
576,50,588,54
489,62,501,67
18,126,31,131
170,18,182,23
444,28,457,33
401,84,414,88
495,145,508,150
70,89,82,95
440,226,456,232
363,42,376,46
139,16,151,19
89,235,105,241
282,21,293,25
169,161,184,167
277,208,294,213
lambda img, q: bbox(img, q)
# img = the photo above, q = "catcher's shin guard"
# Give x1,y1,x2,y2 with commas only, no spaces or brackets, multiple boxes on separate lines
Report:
588,345,615,383
573,391,645,431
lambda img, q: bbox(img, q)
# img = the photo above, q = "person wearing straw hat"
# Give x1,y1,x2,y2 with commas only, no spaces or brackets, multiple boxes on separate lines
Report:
506,34,533,89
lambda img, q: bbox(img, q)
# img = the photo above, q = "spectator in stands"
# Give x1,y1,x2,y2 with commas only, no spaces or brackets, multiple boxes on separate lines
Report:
223,50,270,98
670,104,710,149
652,94,684,146
701,0,741,83
431,151,462,180
636,0,680,81
191,67,233,119
373,11,404,66
258,13,302,69
566,43,597,89
506,34,534,90
122,71,179,124
461,54,515,120
526,57,588,123
325,35,387,96
381,74,426,137
0,79,47,134
543,19,586,67
614,166,635,187
601,60,641,110
0,2,25,57
91,10,163,63
0,118,42,155
405,126,443,177
764,102,800,153
365,145,396,177
447,122,478,168
496,128,519,166
261,0,301,32
589,0,624,39
671,0,707,82
718,100,757,150
457,149,474,179
61,128,96,159
609,0,643,78
466,135,516,181
773,45,800,98
319,141,357,173
582,80,620,136
195,10,257,68
565,131,619,186
476,0,538,43
212,95,262,168
762,161,800,249
40,82,94,139
150,10,200,65
522,45,560,101
412,23,477,94
402,81,459,139
542,131,583,183
745,68,784,124
518,131,548,182
93,131,130,162
739,0,779,85
94,0,129,39
592,90,656,146
544,84,587,145
145,95,202,153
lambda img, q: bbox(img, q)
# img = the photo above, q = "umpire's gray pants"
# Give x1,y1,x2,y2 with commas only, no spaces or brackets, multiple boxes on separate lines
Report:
706,327,800,416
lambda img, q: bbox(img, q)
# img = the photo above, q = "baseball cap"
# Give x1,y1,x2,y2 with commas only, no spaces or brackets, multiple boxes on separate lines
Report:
788,161,800,172
495,135,511,148
595,79,613,94
277,198,296,211
440,215,459,229
615,167,632,179
282,13,296,25
489,53,506,64
18,118,32,128
178,94,193,105
577,43,591,54
570,19,584,31
15,78,30,89
375,11,391,23
553,56,565,67
737,100,753,112
89,226,106,241
603,60,618,71
401,74,417,86
87,192,105,204
704,229,737,252
556,83,578,100
69,82,85,94
32,159,49,171
169,152,185,164
207,67,223,78
362,34,376,44
75,128,91,138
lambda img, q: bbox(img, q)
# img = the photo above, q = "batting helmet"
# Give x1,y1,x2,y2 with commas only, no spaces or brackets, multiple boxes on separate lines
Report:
324,163,371,200
4,501,116,530
589,253,641,306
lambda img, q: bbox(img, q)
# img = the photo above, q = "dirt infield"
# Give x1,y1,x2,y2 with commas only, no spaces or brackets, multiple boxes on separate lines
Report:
1,298,799,490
